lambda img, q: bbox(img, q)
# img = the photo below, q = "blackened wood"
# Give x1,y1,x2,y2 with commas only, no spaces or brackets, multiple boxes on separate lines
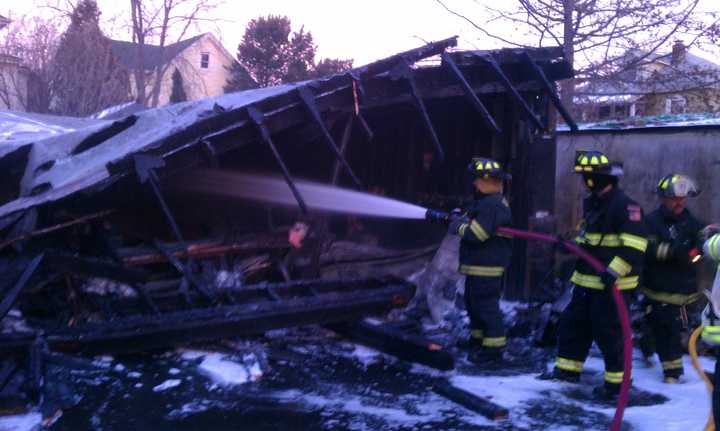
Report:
48,283,416,354
152,240,214,301
441,52,501,134
44,252,148,284
394,62,445,161
27,337,44,402
355,36,457,78
0,254,43,321
522,52,578,131
332,115,355,184
297,87,362,187
433,381,509,420
247,106,308,214
479,55,544,130
0,360,17,392
0,210,114,252
330,321,454,370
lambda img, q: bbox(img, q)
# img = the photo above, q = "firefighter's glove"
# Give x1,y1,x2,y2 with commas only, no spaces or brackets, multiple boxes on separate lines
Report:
448,216,468,235
670,239,694,264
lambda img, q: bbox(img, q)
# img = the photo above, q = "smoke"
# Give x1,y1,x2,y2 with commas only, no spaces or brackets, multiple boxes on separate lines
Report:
180,170,428,219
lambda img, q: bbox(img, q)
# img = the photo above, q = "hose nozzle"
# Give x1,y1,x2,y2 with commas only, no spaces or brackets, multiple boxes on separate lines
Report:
425,208,450,224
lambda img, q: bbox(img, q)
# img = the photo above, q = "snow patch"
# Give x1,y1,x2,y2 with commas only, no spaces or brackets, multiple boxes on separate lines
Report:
198,353,251,386
0,412,42,431
168,368,181,375
127,371,142,379
350,345,382,367
153,379,182,392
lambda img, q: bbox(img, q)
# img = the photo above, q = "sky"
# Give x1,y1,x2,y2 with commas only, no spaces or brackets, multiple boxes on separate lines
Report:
1,0,718,66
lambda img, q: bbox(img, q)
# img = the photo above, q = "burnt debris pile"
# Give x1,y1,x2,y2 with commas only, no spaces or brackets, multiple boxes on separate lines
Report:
0,38,575,417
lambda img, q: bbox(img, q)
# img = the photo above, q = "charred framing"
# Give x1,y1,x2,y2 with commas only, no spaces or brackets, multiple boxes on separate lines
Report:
0,38,574,401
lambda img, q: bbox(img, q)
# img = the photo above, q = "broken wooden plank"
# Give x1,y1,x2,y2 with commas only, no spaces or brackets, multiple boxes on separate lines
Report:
0,279,415,355
0,254,44,321
297,86,363,187
478,54,544,130
522,52,578,131
330,320,454,371
0,210,113,252
433,381,509,421
248,105,308,214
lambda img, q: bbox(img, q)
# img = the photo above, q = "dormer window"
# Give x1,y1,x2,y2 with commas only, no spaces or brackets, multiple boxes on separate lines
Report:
200,52,209,69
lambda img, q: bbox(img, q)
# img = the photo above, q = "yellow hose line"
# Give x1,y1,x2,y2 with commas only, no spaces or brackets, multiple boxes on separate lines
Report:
689,326,715,431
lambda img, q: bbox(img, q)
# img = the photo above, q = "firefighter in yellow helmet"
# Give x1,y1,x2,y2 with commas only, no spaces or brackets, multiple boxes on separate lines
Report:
638,174,704,383
547,150,648,399
448,157,512,365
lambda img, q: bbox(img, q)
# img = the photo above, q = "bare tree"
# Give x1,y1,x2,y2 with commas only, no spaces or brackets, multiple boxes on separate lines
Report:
436,0,720,111
52,0,129,117
0,15,61,113
128,0,221,107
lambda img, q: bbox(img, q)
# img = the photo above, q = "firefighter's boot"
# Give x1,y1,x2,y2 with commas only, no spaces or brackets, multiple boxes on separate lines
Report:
467,347,503,366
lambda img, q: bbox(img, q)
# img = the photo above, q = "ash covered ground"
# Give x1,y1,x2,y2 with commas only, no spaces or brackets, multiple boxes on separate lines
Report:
1,302,713,431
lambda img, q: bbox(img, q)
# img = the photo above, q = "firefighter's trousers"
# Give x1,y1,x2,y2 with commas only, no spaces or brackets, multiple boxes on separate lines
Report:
641,298,684,378
555,285,633,389
464,275,506,349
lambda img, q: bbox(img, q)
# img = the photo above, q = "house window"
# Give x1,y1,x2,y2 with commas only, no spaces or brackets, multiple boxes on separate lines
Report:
667,96,686,114
200,52,210,69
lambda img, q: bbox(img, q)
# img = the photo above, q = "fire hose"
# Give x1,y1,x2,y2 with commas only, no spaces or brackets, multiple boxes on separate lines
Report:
425,210,632,431
688,325,715,431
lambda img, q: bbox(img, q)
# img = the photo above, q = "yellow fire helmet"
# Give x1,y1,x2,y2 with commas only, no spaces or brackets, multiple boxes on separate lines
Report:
573,150,623,176
467,157,511,180
657,174,701,198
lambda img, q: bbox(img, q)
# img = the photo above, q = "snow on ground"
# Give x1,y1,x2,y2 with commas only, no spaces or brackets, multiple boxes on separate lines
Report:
451,352,715,430
0,412,42,431
152,379,182,392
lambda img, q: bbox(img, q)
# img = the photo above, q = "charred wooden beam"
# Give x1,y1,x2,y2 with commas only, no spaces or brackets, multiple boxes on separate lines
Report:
392,61,444,161
522,52,578,131
478,54,544,130
346,71,374,141
297,86,363,187
0,254,43,322
44,252,148,284
355,36,458,78
134,154,186,243
433,381,509,421
441,52,501,134
247,106,308,214
46,280,416,355
152,240,214,302
26,336,45,402
330,320,454,371
332,114,355,185
0,210,113,252
122,239,288,266
0,359,17,392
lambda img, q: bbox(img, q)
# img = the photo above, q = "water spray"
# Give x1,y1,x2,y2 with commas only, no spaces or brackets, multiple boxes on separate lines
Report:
183,170,632,431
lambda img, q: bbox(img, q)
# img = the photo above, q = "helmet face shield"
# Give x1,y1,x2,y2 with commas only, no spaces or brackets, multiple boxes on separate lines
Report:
657,174,700,198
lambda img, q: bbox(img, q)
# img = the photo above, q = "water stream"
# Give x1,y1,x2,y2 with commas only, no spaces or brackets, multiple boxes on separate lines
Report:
181,170,428,219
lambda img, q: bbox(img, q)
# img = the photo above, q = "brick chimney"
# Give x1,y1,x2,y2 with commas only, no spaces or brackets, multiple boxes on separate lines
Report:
671,40,686,65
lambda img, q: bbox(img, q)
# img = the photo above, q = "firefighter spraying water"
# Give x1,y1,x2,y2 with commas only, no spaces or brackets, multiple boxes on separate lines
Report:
186,161,640,430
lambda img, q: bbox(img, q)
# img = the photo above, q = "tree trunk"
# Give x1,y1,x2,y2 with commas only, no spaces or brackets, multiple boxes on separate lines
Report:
130,0,146,105
560,0,575,116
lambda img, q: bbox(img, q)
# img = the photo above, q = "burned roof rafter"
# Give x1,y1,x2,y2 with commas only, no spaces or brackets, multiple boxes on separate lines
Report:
441,52,502,134
0,38,574,222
